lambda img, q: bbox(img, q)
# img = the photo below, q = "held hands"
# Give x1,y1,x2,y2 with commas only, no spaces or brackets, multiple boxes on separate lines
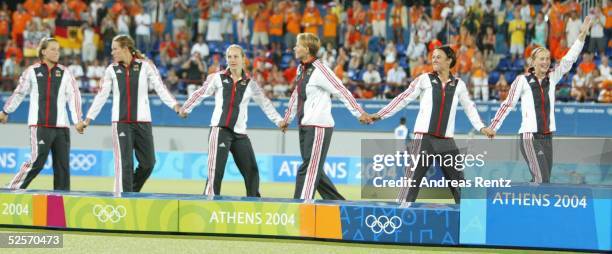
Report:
278,121,288,133
480,127,496,139
76,118,91,134
0,112,8,124
578,16,592,41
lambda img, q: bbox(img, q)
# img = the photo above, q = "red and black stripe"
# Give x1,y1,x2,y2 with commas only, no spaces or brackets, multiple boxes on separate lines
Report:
296,63,315,124
219,72,248,130
525,72,551,134
114,61,142,122
34,64,63,127
427,73,458,137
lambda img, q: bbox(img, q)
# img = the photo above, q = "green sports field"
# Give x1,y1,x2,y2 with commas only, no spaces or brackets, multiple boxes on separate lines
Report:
0,175,580,253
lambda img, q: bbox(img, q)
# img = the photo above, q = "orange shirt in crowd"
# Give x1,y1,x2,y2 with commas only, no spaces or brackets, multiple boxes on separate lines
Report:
346,29,361,47
334,64,344,80
347,8,366,26
605,6,612,29
44,1,60,19
370,1,388,21
432,3,446,21
301,8,322,35
5,45,23,63
579,61,596,75
0,19,8,36
11,11,31,37
269,13,284,36
454,52,472,74
67,0,88,20
253,9,271,33
323,12,338,37
23,0,43,17
285,12,302,34
111,0,125,15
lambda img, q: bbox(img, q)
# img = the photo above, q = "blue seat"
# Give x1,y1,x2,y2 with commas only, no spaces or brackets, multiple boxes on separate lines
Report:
505,71,518,83
280,54,293,69
488,71,501,84
497,57,511,71
511,59,525,71
399,56,409,69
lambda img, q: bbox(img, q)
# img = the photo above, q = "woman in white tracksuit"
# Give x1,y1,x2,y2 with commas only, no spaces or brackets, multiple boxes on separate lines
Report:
488,17,592,183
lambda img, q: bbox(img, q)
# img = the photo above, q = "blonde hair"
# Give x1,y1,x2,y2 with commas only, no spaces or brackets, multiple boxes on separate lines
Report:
112,34,146,59
38,37,58,60
527,47,550,69
225,44,246,58
296,33,320,57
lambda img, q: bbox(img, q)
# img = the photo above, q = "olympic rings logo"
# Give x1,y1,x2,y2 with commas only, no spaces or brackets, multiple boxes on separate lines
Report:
92,204,127,223
365,215,403,234
70,153,97,171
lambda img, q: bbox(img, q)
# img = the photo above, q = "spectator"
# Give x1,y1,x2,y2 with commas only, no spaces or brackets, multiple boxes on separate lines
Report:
572,68,589,102
284,4,301,49
22,22,39,59
471,51,489,101
1,55,17,91
347,0,366,32
236,2,250,44
406,35,427,69
166,68,183,94
599,56,611,80
0,11,9,44
197,0,210,36
251,3,270,49
85,58,105,93
302,0,323,35
135,9,152,54
101,13,117,57
483,26,496,57
191,34,210,62
386,62,406,87
495,72,510,101
4,39,23,64
207,1,223,42
171,0,188,33
11,4,32,47
81,21,96,63
117,9,130,35
383,41,397,74
269,6,284,50
533,12,547,47
508,9,526,62
370,0,388,39
579,53,597,76
322,5,339,48
553,38,569,62
362,63,381,86
68,57,85,91
181,52,206,94
149,0,167,40
220,0,233,42
588,7,606,56
565,11,581,46
321,42,337,68
283,60,297,85
390,0,408,44
159,33,179,67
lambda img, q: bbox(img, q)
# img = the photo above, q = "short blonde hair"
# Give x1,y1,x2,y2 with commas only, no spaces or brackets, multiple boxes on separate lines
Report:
38,37,58,60
225,44,246,58
528,47,551,68
297,33,320,57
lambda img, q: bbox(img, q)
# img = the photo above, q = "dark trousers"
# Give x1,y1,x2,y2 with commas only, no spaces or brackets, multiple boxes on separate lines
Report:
8,126,70,190
112,122,156,193
396,133,465,204
293,126,344,201
204,127,261,197
519,132,553,183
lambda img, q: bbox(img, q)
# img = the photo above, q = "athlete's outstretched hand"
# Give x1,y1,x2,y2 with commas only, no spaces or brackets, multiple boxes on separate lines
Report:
279,121,288,133
480,127,496,139
75,121,87,134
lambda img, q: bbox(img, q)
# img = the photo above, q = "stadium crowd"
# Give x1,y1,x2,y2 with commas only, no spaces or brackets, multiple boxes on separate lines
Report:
0,0,610,103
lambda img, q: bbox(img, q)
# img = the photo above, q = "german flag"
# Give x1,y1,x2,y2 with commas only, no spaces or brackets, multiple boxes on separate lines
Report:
54,19,83,49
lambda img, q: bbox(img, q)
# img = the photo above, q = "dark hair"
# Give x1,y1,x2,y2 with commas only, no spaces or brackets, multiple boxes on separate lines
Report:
400,117,406,124
436,45,457,68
